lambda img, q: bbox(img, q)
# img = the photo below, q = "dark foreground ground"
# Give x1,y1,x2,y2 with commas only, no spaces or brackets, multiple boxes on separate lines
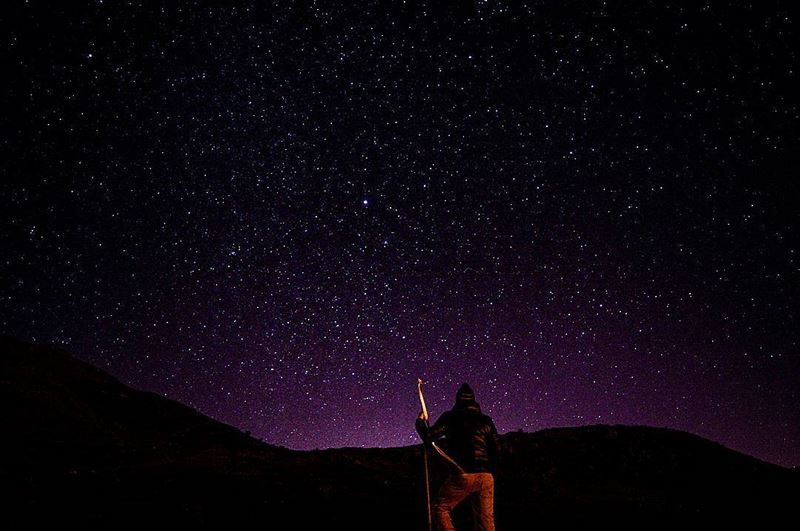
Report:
1,336,797,529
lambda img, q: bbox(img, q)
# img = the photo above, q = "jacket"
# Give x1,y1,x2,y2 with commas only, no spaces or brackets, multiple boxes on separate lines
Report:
415,400,501,473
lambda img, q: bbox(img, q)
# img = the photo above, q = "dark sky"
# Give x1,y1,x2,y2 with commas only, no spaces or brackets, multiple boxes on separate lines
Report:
2,1,798,466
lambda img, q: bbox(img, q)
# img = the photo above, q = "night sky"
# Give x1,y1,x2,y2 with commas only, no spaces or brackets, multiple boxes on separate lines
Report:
2,1,798,467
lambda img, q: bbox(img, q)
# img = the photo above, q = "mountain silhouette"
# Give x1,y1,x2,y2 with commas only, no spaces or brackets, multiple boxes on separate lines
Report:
1,336,796,529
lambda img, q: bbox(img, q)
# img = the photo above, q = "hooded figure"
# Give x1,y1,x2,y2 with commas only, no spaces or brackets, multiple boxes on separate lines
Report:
416,383,501,531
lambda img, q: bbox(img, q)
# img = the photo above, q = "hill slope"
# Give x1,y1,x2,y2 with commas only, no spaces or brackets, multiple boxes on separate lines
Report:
1,336,796,529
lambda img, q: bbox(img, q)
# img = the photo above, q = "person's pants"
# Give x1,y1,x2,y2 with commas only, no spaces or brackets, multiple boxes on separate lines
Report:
433,472,495,531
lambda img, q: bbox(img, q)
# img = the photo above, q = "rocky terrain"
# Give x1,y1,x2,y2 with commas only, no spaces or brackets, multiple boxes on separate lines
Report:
1,336,796,529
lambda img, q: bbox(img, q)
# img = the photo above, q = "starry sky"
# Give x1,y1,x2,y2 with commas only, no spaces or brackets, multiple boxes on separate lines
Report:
2,1,798,467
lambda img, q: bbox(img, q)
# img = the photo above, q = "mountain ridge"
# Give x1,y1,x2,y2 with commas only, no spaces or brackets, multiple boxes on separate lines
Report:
1,336,796,529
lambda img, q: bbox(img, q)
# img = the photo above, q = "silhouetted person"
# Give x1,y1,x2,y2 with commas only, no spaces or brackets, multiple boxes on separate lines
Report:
416,383,501,531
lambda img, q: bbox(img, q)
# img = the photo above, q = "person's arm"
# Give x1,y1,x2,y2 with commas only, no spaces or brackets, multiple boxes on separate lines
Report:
415,411,450,443
487,418,502,467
